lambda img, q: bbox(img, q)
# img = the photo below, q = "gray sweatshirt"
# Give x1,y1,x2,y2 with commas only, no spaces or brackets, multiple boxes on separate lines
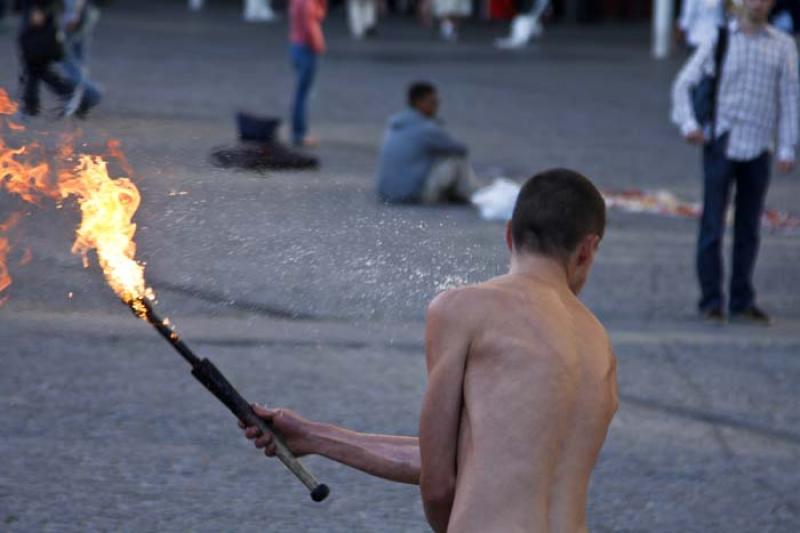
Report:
376,108,468,203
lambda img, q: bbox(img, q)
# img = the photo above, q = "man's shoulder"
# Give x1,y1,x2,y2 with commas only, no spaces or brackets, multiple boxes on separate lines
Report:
427,284,500,326
573,297,609,341
766,25,798,50
428,285,486,316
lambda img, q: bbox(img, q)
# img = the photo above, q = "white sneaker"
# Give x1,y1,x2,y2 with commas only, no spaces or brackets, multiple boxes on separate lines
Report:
494,15,542,49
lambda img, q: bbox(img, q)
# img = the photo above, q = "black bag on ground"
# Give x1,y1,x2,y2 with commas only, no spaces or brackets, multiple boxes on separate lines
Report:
19,18,65,66
237,112,281,144
691,26,728,136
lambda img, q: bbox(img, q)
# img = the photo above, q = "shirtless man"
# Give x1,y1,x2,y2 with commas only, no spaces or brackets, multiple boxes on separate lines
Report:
242,168,619,532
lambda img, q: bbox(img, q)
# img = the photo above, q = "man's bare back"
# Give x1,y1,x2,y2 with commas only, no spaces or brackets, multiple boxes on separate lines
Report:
242,169,616,532
426,270,617,533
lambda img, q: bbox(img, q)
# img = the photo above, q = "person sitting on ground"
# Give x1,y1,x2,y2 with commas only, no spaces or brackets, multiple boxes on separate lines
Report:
376,81,479,204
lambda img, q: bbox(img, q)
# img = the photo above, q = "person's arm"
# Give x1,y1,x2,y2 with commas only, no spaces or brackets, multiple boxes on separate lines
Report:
776,39,799,173
306,0,326,54
243,405,421,484
671,38,715,144
418,289,471,533
423,124,469,157
62,0,85,30
678,0,697,34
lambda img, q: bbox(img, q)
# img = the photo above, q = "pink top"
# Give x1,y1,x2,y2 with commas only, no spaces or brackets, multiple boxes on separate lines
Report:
289,0,327,54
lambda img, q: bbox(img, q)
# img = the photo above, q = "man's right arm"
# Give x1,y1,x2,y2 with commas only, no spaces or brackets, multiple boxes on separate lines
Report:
423,125,469,157
677,0,697,37
671,39,714,143
243,405,421,485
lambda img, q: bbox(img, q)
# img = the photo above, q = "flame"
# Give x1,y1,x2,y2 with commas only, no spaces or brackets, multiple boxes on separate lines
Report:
19,248,32,266
0,90,18,115
0,87,152,311
0,213,23,296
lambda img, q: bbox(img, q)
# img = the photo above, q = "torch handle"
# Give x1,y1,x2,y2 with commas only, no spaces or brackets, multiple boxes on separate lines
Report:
190,359,330,502
243,410,330,502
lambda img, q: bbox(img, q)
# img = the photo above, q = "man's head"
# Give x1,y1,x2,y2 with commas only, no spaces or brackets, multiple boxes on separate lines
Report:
408,82,439,118
740,0,774,25
506,169,606,295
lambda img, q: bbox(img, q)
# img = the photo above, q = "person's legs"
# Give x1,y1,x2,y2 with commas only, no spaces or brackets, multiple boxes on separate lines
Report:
528,0,549,19
21,64,42,115
364,0,377,33
290,44,317,145
244,0,275,21
729,152,771,313
38,63,75,107
61,37,101,117
421,157,479,204
697,136,734,313
347,0,365,38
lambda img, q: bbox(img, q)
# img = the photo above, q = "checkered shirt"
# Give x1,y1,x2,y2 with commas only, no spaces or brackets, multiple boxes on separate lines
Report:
671,19,800,162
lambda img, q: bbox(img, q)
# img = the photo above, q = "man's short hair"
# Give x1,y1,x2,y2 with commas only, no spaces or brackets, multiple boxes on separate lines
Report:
511,169,606,260
408,82,436,107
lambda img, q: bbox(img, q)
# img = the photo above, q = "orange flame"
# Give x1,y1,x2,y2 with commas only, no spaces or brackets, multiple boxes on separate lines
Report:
0,88,152,312
0,90,18,115
19,248,33,267
0,213,23,296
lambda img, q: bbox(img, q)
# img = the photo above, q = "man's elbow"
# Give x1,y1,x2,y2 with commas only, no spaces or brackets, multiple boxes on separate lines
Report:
421,483,456,533
420,476,456,513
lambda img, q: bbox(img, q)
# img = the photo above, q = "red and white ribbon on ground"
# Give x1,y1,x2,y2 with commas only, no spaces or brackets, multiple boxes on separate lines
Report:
471,179,800,235
603,189,800,235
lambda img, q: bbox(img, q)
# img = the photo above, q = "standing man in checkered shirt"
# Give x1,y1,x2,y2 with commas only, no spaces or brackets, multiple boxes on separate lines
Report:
672,0,799,324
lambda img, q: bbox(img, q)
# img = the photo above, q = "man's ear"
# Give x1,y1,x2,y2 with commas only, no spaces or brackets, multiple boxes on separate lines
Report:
577,234,600,267
505,222,513,252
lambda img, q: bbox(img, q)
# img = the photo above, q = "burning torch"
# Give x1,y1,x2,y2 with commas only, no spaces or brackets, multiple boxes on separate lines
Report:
133,296,330,502
0,91,329,501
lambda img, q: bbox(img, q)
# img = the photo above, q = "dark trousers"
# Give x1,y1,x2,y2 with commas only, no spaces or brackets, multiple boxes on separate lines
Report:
698,135,771,313
21,61,74,115
290,43,317,145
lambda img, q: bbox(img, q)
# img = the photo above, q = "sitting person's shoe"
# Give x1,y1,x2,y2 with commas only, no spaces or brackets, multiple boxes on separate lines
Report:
294,135,319,149
700,308,725,324
730,305,771,326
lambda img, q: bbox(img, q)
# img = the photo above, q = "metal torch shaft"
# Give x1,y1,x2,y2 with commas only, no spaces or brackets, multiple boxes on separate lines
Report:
138,298,330,502
141,298,200,367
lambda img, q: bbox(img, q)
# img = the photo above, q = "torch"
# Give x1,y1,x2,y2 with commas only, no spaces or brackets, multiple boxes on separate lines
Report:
0,101,330,501
134,296,330,502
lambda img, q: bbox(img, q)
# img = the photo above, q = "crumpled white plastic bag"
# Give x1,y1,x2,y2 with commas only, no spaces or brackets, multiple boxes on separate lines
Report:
470,178,521,222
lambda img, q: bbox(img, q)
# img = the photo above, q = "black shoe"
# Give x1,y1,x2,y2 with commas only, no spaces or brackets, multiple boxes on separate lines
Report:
700,308,726,324
730,306,771,326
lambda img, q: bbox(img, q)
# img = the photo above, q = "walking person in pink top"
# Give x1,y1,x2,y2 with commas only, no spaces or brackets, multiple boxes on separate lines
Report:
289,0,326,147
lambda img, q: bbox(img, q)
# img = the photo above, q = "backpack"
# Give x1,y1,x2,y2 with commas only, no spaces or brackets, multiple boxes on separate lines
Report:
691,26,729,140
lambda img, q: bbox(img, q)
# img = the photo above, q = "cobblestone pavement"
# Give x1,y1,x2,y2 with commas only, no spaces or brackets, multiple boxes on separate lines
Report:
1,2,798,532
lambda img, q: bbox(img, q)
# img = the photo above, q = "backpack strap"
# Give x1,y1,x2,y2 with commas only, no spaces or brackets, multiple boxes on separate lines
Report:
711,25,729,140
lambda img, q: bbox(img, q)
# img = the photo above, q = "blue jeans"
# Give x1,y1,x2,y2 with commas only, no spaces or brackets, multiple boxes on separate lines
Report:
290,43,317,145
698,135,771,313
62,34,102,113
